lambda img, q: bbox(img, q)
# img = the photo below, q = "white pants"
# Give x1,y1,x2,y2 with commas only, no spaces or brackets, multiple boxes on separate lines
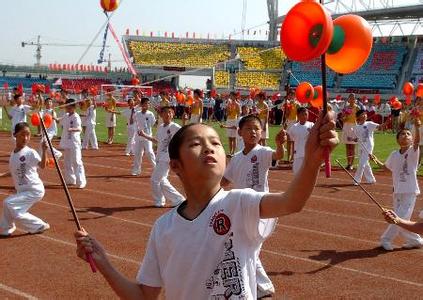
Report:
82,124,98,149
64,148,86,186
256,253,274,296
125,124,136,154
132,139,156,175
354,147,375,183
40,133,62,159
151,160,184,206
293,157,304,175
0,188,48,234
381,193,423,244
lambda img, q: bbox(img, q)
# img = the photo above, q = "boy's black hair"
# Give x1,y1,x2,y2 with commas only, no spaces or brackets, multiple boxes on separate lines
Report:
14,122,30,135
141,97,150,105
356,109,366,118
193,89,202,97
13,94,22,101
297,107,308,115
160,106,174,113
45,97,52,102
396,128,411,140
169,123,202,160
238,114,262,130
66,98,77,107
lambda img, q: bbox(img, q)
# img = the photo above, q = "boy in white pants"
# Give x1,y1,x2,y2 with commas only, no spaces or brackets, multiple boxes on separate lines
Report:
221,114,286,298
373,119,423,251
353,109,380,184
132,97,156,176
287,107,314,174
59,99,86,189
0,122,50,236
82,97,98,150
40,97,62,159
140,106,184,207
122,98,138,156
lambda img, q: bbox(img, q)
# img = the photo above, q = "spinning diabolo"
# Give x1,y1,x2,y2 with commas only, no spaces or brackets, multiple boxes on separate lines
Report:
310,85,324,108
100,0,119,12
295,82,314,104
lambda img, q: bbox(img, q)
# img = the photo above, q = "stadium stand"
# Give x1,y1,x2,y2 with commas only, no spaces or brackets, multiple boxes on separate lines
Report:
411,47,423,83
0,76,50,89
128,41,231,68
236,46,284,70
61,78,111,92
236,71,280,89
289,58,336,87
215,71,230,88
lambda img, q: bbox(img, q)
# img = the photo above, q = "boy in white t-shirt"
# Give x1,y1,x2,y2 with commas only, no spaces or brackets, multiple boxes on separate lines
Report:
221,114,286,298
0,122,50,236
75,113,338,299
132,97,156,176
122,98,138,156
373,120,423,251
352,109,381,184
82,97,99,150
287,107,314,174
59,99,86,189
3,94,32,137
40,97,62,159
139,106,184,207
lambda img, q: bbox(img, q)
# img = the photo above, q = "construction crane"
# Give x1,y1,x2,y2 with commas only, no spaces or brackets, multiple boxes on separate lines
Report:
21,35,109,67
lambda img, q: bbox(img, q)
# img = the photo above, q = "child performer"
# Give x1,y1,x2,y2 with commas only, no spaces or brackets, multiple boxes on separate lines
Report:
256,92,269,146
372,120,423,251
220,105,251,153
75,112,338,299
341,93,360,170
284,91,298,162
122,98,138,156
225,92,241,157
40,98,62,159
139,106,184,207
352,109,382,184
383,209,423,235
189,89,203,124
287,107,314,174
221,114,286,298
104,94,119,145
3,93,32,138
0,122,50,236
82,96,98,150
59,99,87,189
132,97,156,176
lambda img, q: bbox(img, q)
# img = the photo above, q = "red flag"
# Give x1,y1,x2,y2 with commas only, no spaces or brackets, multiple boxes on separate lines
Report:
17,83,23,95
3,83,9,90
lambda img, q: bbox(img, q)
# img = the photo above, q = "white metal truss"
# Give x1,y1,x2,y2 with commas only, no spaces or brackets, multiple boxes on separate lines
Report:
370,18,423,37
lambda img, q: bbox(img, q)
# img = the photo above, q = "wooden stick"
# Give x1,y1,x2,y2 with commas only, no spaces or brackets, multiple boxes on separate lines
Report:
335,159,386,212
38,113,97,272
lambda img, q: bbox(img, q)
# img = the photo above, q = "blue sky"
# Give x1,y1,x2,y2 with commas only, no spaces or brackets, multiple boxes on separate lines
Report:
1,0,297,67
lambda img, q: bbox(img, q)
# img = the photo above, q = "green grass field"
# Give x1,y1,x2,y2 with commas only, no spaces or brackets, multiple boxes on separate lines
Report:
0,107,410,174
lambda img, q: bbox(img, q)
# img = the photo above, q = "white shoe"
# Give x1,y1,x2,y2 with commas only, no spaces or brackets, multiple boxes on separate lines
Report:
380,240,394,251
77,182,86,189
131,172,140,176
55,152,63,160
30,223,50,234
402,240,423,249
154,203,165,208
125,153,131,156
0,223,16,236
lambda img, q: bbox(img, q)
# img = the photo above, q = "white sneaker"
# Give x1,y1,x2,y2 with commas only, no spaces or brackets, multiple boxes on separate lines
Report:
0,223,16,236
154,203,165,208
55,151,63,160
380,240,394,251
353,181,359,186
131,172,140,176
77,182,86,189
402,240,423,249
30,223,50,234
125,153,131,156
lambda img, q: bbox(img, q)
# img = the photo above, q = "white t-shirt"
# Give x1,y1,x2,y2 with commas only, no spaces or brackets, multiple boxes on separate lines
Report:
137,188,275,299
122,107,138,126
135,110,156,142
354,121,378,152
40,108,58,136
9,146,44,192
287,121,314,159
385,146,420,195
224,144,273,192
59,112,82,149
156,122,181,162
10,105,31,132
85,105,97,126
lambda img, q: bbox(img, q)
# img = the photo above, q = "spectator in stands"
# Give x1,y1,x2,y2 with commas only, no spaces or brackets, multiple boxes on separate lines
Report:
341,93,360,170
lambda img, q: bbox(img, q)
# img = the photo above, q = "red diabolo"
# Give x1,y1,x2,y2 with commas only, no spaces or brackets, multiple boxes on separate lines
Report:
295,82,314,104
403,82,414,96
281,1,333,61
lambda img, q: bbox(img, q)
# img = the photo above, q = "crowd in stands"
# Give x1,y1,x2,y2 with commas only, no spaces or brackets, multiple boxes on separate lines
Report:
236,46,284,70
129,41,231,68
61,78,111,93
236,71,280,89
412,47,423,84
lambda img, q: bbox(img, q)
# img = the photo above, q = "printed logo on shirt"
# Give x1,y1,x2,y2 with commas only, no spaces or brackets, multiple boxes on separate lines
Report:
206,233,246,298
212,213,231,235
400,153,410,182
167,129,171,134
250,155,257,163
19,156,26,162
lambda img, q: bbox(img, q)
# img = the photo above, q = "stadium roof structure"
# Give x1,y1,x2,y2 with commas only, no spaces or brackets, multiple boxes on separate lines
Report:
268,0,423,41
